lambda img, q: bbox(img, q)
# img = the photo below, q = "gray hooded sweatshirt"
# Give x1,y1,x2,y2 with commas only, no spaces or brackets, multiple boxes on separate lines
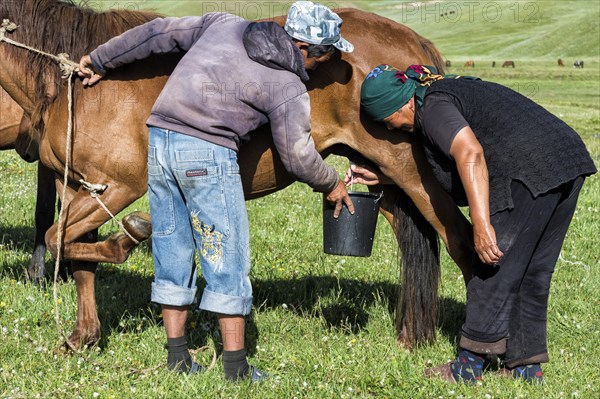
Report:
90,12,338,193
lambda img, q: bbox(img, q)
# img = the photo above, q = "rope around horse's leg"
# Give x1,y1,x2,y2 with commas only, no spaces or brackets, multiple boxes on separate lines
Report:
79,180,140,245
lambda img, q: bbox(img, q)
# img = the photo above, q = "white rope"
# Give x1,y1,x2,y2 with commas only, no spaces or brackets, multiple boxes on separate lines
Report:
79,180,140,245
53,70,79,352
558,254,591,270
1,19,78,78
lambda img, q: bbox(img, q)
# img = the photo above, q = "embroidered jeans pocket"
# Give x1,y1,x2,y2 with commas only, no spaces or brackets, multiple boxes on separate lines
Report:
174,149,231,242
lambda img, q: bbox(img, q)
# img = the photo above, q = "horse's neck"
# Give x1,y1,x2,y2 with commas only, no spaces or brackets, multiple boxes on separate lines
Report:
0,54,35,114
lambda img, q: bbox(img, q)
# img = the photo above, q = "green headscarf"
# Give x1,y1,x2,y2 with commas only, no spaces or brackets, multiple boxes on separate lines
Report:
360,64,480,121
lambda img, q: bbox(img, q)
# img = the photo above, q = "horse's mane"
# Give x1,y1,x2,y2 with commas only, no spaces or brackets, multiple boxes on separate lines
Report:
2,0,161,76
0,0,162,136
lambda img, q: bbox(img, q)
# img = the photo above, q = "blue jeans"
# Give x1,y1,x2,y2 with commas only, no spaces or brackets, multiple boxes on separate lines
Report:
147,127,252,315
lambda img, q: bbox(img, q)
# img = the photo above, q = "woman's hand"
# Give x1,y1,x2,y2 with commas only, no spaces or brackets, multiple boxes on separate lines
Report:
473,221,504,265
344,164,392,186
449,126,503,265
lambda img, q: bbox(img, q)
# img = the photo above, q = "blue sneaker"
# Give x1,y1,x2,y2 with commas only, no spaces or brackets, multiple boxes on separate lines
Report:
188,362,202,375
248,365,269,382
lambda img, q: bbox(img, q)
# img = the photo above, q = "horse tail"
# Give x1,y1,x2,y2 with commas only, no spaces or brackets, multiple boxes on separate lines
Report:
393,187,440,346
418,36,446,75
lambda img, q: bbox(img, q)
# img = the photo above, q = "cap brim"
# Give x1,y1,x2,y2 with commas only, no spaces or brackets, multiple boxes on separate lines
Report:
333,36,354,53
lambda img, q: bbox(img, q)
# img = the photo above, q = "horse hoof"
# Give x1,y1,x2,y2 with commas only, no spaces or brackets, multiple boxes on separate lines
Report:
122,211,152,242
397,335,415,350
27,265,45,284
396,324,416,350
53,330,100,353
53,340,96,354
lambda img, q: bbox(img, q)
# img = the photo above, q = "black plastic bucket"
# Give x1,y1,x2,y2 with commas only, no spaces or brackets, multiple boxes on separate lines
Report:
323,191,382,257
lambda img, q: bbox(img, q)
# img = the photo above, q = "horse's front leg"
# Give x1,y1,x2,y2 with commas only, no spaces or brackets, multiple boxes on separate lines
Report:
44,182,149,350
50,226,100,351
66,260,101,351
45,183,151,264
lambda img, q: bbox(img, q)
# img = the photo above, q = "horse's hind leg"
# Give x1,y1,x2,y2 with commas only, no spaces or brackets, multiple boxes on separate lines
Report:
28,163,57,282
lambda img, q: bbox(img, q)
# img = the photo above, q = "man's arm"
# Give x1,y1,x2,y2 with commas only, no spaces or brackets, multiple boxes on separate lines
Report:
79,13,225,85
449,126,503,265
268,92,354,217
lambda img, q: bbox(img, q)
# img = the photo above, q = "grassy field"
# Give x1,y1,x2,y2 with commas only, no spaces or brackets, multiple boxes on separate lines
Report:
1,1,599,398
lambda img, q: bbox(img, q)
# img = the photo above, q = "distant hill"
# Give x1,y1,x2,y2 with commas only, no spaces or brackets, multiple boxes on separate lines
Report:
93,1,598,60
351,0,600,60
94,1,356,19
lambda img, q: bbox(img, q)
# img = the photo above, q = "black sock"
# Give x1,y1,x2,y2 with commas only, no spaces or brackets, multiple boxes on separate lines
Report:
166,336,193,373
223,348,250,381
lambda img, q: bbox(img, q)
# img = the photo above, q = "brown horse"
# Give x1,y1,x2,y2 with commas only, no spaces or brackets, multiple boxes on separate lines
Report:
0,89,58,282
0,1,475,350
0,88,21,148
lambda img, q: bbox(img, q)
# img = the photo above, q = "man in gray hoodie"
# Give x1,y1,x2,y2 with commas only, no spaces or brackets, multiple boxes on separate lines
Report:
78,1,354,381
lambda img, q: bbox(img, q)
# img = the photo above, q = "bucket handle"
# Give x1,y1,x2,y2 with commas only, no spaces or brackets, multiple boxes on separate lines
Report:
373,192,383,204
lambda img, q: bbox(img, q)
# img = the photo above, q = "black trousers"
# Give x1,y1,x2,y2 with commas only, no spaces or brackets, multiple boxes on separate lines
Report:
459,177,585,368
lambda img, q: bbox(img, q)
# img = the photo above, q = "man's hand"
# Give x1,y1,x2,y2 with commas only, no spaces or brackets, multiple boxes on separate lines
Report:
473,221,504,265
344,164,392,186
326,179,355,218
78,55,105,86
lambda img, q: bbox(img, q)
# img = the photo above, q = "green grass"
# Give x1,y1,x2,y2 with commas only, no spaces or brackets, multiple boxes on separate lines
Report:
1,1,599,398
357,0,600,60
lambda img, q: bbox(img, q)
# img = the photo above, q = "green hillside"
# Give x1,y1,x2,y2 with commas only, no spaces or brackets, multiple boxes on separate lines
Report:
93,0,356,18
352,0,600,60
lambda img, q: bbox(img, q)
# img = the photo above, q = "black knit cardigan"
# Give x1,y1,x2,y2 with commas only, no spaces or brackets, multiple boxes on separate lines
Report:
416,79,597,214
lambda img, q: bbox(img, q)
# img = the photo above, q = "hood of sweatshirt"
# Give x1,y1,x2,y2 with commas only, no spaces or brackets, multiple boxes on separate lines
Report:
242,21,310,82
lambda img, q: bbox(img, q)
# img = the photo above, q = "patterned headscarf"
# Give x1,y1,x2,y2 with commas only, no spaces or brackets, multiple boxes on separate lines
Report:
360,64,480,121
